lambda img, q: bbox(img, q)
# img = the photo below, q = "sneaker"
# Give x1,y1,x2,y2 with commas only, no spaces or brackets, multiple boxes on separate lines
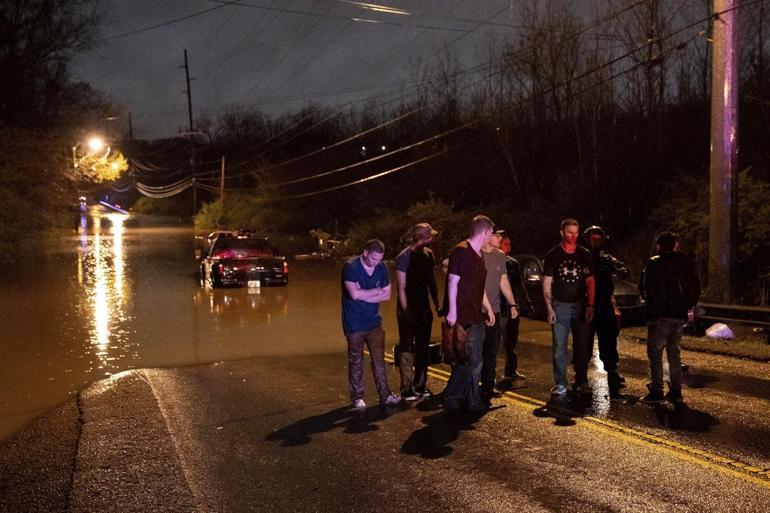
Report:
382,394,401,406
641,390,665,404
353,398,366,409
401,389,419,402
418,388,433,398
495,378,513,391
550,385,567,397
665,390,684,404
574,382,592,395
510,372,527,380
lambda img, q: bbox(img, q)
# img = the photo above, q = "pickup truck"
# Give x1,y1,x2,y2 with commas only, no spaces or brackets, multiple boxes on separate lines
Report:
199,232,288,287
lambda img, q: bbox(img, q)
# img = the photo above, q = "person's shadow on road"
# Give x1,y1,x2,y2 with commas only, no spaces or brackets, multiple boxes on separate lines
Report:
533,396,580,427
400,404,502,459
651,402,719,432
265,403,404,447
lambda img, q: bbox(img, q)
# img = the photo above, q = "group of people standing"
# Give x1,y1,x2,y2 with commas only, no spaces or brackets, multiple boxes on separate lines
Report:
340,214,700,411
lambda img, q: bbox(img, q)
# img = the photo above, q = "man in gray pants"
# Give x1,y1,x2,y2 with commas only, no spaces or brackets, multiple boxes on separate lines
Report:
639,232,701,404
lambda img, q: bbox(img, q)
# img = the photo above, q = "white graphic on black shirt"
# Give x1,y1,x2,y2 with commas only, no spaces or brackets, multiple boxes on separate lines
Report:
558,259,582,284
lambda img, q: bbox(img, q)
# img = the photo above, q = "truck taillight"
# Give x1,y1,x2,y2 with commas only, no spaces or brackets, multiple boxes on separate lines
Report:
283,261,289,273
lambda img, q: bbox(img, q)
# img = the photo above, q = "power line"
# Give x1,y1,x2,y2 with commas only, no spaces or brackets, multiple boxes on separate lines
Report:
240,1,736,200
98,1,242,42
126,0,719,199
206,0,518,36
200,0,649,176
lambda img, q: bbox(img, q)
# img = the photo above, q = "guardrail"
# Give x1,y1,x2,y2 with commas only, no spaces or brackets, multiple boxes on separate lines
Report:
697,302,770,343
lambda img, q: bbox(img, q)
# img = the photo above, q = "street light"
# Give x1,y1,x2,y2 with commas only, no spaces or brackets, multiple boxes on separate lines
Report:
88,136,106,152
72,134,127,182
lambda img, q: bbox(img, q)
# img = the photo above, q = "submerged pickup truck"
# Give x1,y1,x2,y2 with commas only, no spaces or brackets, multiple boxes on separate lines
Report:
199,231,288,287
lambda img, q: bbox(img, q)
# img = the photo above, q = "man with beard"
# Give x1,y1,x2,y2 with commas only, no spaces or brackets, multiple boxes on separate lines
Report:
395,223,441,401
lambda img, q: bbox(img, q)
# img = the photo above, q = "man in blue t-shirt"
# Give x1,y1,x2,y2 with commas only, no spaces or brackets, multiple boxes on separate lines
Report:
342,239,399,408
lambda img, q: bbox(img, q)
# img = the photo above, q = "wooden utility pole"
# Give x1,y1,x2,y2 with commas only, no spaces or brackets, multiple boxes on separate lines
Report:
708,0,740,303
220,156,226,202
182,49,198,213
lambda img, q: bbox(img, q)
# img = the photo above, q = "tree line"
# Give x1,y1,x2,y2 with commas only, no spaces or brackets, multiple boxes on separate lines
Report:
2,1,768,303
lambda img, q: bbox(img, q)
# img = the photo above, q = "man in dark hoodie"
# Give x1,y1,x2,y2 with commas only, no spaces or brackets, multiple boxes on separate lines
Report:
639,232,701,404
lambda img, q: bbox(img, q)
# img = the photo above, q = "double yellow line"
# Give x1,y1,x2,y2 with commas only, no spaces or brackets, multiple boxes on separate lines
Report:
384,353,770,490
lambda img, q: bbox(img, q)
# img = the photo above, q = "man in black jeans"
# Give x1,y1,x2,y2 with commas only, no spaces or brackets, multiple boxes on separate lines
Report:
496,234,534,391
639,232,701,404
480,230,519,403
584,225,628,393
395,223,441,401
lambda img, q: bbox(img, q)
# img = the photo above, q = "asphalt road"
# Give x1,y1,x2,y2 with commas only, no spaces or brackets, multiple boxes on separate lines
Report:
2,224,769,511
5,339,768,512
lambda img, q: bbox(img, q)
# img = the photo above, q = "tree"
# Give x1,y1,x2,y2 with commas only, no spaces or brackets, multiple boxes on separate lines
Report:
0,0,100,127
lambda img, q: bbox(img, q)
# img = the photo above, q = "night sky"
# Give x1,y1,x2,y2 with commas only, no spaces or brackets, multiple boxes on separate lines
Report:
72,1,525,139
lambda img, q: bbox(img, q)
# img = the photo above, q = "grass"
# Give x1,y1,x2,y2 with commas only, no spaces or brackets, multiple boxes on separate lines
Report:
623,325,770,362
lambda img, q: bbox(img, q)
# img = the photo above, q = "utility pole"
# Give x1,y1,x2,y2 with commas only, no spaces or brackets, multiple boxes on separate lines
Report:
708,0,739,303
220,155,226,202
182,49,198,213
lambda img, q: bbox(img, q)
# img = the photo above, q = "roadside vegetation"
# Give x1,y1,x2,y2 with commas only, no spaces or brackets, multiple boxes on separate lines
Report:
3,1,770,307
0,1,121,269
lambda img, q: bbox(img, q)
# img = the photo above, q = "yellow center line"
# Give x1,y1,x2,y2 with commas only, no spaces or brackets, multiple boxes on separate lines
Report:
382,352,770,490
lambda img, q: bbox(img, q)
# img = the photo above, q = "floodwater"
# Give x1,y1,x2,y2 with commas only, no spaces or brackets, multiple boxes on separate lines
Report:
0,212,405,440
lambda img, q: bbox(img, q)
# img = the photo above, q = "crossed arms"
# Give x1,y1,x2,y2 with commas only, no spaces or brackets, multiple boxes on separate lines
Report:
345,281,391,303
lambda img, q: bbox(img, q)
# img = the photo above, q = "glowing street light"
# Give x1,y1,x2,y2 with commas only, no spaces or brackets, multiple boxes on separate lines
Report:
88,136,106,152
72,134,128,182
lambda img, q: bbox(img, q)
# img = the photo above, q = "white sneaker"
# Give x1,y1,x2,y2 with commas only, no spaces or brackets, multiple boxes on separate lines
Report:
383,394,400,406
353,398,366,409
550,385,567,397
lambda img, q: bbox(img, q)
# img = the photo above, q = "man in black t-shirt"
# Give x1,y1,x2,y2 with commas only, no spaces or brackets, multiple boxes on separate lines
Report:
542,218,595,397
442,215,496,412
395,223,440,401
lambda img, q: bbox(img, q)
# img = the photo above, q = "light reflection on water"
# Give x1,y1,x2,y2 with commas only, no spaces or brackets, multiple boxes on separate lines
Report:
0,218,359,440
81,213,131,376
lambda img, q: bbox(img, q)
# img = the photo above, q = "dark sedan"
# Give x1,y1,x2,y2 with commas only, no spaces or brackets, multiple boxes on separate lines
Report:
512,254,646,327
200,234,288,288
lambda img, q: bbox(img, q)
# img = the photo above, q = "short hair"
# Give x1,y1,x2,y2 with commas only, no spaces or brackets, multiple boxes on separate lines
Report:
470,215,494,235
364,239,385,254
656,231,678,252
560,218,579,231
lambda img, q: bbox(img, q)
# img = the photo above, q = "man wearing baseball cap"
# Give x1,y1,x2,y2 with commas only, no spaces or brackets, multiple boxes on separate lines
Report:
395,223,441,400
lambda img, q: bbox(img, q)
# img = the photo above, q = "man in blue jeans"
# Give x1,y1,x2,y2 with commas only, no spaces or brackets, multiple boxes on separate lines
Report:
542,218,595,397
342,239,400,408
442,215,496,412
639,232,701,404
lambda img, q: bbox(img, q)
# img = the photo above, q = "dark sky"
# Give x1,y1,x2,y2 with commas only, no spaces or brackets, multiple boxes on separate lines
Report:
72,0,525,139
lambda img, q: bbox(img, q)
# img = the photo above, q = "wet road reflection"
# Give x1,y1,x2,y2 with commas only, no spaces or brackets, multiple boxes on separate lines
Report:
0,218,370,440
2,216,769,474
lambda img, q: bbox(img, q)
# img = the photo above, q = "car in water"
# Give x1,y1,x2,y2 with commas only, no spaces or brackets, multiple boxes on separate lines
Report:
512,254,646,327
200,232,288,287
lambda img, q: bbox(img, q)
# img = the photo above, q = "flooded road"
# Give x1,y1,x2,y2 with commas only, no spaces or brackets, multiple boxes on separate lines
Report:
0,215,384,440
3,213,770,479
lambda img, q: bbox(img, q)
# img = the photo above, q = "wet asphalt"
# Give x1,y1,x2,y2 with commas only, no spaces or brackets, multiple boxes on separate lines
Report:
1,223,769,511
